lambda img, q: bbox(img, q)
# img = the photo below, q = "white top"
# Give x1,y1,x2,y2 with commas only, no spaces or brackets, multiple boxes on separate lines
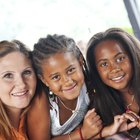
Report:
49,83,90,136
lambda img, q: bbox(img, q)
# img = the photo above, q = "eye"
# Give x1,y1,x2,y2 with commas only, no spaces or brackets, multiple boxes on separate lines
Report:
99,62,108,67
67,67,76,74
23,70,32,76
116,55,125,63
3,73,13,79
51,75,60,81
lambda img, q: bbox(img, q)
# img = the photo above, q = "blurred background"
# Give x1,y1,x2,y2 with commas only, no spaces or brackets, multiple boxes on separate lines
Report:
0,0,140,54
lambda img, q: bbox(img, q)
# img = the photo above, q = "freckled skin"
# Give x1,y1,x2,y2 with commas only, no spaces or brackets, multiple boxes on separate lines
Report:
94,39,133,92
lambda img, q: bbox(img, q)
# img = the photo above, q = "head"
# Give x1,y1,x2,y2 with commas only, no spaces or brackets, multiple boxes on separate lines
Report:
86,28,140,124
0,40,37,138
87,28,140,93
0,40,36,110
93,38,133,93
32,34,88,101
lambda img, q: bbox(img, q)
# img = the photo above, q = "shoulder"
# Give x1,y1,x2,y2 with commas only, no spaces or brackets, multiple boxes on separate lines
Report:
29,87,50,114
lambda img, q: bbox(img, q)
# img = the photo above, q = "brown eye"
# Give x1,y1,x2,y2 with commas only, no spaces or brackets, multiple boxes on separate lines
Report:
116,56,125,63
67,67,75,74
4,73,13,79
51,75,60,81
100,62,108,67
23,70,32,75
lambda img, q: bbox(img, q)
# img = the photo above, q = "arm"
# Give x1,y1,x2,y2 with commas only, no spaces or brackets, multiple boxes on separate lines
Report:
91,113,139,139
27,88,51,140
27,92,102,140
51,109,102,140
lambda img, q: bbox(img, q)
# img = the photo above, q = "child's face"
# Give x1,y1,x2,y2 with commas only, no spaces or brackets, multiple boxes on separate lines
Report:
40,52,84,101
94,39,133,92
0,52,36,110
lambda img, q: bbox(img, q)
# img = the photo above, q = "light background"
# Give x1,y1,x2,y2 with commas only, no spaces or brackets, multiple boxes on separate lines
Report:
0,0,132,51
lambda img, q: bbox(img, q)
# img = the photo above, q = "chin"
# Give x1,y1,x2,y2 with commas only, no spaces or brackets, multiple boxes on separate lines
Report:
16,101,31,109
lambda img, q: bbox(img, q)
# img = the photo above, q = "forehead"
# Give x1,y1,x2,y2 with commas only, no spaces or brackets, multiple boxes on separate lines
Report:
0,52,30,68
41,52,79,72
94,39,127,56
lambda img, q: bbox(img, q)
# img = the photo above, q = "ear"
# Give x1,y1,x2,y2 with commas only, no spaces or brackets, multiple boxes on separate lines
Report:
38,74,49,87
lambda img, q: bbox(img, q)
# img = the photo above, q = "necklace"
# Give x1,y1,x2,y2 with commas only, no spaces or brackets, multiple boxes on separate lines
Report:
126,95,135,112
58,97,76,114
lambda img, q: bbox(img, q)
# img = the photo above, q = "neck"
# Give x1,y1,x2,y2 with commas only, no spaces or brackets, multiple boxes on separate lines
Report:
58,96,77,113
120,89,140,113
120,87,133,96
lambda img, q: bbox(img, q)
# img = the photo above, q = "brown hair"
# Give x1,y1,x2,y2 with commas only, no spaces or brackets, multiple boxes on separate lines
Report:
0,40,31,139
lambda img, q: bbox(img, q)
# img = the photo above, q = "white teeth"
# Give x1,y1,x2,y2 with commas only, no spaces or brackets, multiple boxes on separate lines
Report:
12,91,26,96
112,76,123,81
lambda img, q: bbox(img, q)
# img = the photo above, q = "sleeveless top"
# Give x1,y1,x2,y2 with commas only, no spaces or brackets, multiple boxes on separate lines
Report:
49,83,90,136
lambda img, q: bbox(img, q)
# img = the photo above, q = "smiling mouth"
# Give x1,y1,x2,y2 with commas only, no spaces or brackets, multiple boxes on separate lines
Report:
63,83,77,92
111,75,125,82
12,90,28,96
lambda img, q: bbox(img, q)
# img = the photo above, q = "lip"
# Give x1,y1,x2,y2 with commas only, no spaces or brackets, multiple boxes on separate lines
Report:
11,90,28,97
62,83,77,93
110,75,125,83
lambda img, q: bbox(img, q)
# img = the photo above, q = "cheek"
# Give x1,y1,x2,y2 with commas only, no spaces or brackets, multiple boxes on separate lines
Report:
0,87,10,102
27,76,37,91
98,69,109,83
48,82,60,92
75,69,85,84
124,62,133,78
78,71,84,80
97,66,105,78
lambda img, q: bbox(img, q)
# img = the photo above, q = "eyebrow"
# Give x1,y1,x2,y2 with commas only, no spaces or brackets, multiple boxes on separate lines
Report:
0,71,14,76
96,52,125,65
23,66,33,71
65,65,73,71
48,65,74,78
114,52,125,58
49,72,59,78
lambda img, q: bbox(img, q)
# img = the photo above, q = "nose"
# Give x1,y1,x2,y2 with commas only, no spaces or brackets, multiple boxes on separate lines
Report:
15,76,26,89
61,75,73,85
110,62,121,73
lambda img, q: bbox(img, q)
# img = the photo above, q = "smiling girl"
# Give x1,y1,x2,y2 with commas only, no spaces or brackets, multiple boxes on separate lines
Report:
86,27,140,139
26,34,139,140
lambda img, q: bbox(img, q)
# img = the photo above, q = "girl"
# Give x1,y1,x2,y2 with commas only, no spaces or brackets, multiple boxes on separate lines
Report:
28,34,137,140
0,40,37,140
86,27,140,139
